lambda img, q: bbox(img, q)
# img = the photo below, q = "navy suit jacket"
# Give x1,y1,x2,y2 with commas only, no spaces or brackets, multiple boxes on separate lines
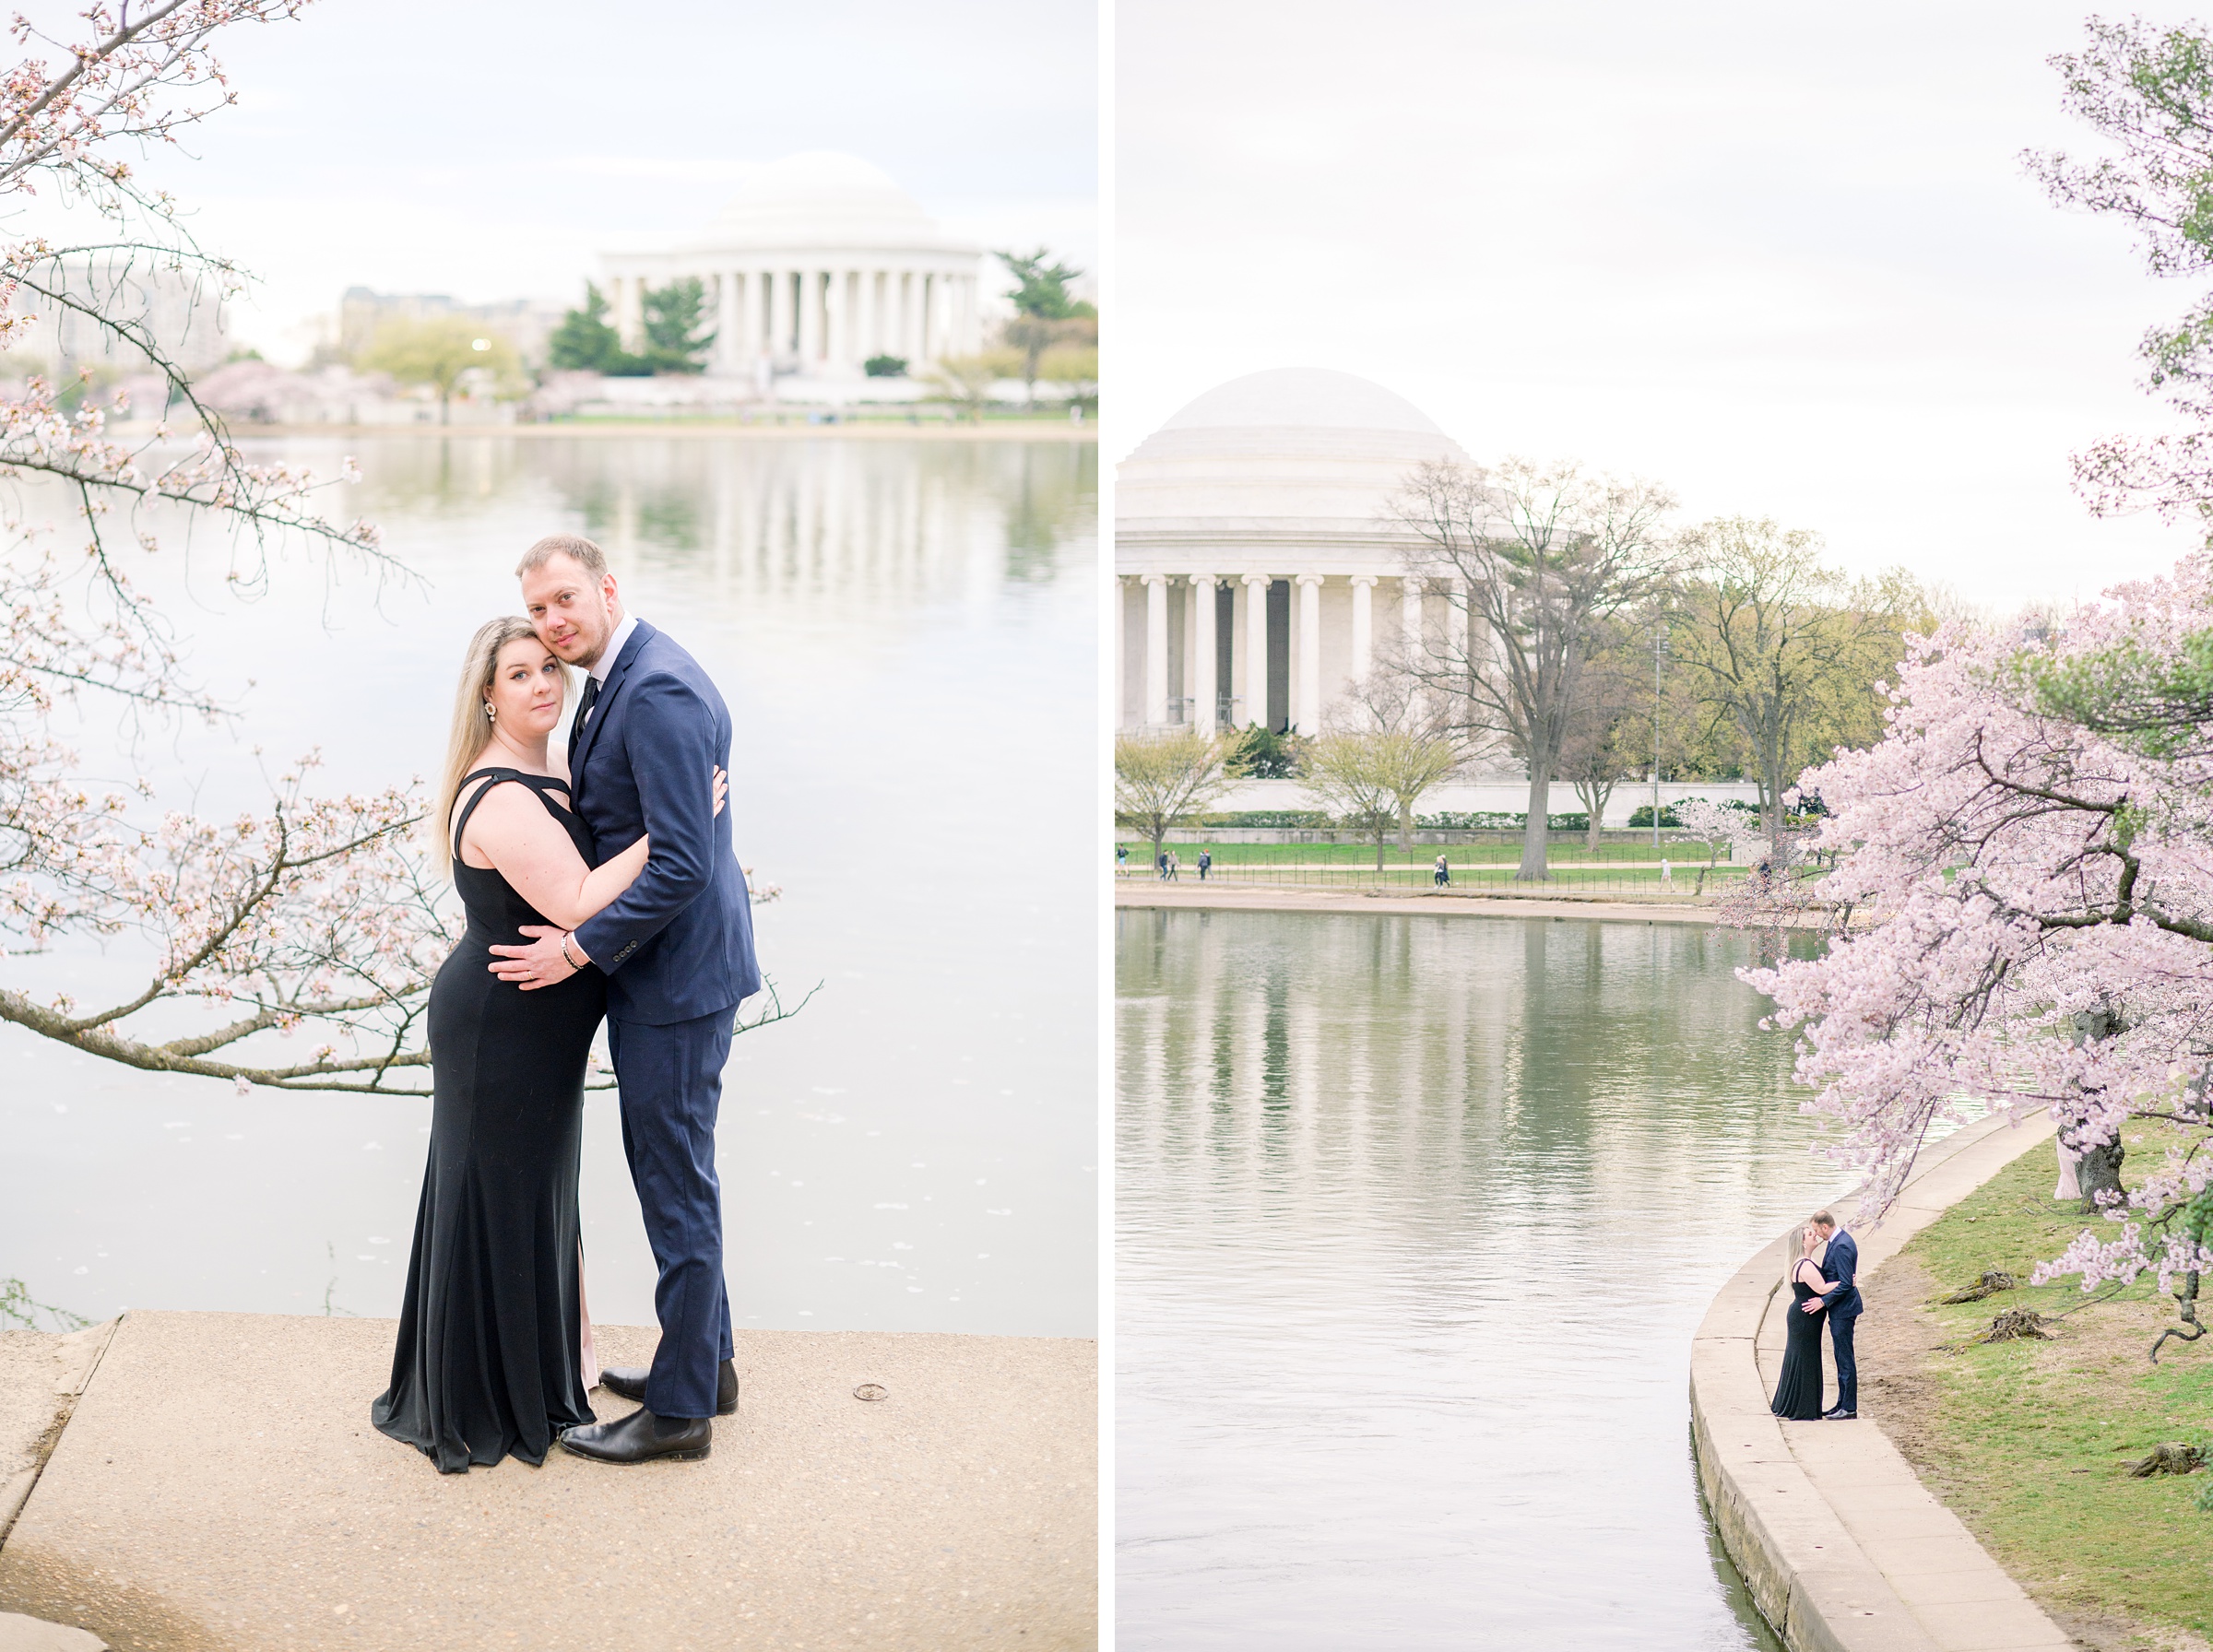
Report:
1820,1230,1863,1321
570,620,761,1025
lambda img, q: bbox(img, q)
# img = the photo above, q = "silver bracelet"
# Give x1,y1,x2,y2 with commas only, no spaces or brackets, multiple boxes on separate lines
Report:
561,933,585,970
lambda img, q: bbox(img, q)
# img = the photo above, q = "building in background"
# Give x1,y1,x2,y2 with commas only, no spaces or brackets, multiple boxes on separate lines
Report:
1116,368,1469,738
3,252,230,384
598,152,985,383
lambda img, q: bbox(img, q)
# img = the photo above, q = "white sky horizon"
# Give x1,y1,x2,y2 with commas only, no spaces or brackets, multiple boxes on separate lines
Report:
1114,1,2210,612
5,0,1098,365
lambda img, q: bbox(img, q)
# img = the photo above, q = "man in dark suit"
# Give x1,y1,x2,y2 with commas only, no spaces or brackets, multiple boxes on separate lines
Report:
1809,1210,1862,1420
491,533,760,1465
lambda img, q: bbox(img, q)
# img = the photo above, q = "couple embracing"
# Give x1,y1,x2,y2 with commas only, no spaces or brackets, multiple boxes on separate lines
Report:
370,532,758,1473
1769,1210,1861,1423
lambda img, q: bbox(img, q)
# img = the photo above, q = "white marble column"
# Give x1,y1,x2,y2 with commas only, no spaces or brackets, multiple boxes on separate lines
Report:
826,270,849,371
1402,576,1424,665
1114,576,1127,728
769,270,793,360
1445,579,1470,675
1191,575,1218,733
1243,573,1270,729
1144,574,1170,727
798,270,823,367
1350,575,1376,684
905,272,925,363
1296,574,1323,736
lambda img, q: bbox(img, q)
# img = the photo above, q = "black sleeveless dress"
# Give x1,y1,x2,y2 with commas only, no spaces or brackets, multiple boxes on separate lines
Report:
372,768,608,1472
1769,1268,1828,1421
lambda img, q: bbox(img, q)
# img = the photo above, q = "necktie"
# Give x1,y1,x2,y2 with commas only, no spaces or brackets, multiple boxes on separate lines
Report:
570,675,602,760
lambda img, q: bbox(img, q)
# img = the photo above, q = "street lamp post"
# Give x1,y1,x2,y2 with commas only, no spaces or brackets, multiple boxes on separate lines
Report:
1651,627,1670,849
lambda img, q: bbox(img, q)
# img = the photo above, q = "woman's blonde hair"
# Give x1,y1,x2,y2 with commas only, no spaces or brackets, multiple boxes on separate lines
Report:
432,617,569,877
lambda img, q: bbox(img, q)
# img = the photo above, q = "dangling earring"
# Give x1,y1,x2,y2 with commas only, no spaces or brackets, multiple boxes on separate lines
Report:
484,702,496,721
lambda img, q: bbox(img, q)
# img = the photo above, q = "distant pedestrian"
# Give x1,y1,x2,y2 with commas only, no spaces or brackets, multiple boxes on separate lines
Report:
1433,854,1450,888
1167,850,1181,881
1198,848,1212,881
1660,857,1673,889
1157,849,1169,880
1117,844,1128,874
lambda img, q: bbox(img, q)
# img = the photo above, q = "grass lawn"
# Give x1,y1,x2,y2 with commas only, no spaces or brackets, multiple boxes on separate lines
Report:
1875,1127,2213,1645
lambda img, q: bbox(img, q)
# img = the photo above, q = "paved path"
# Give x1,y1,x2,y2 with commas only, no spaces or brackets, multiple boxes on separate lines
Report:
1696,1112,2072,1651
1116,880,1739,926
0,1313,1095,1651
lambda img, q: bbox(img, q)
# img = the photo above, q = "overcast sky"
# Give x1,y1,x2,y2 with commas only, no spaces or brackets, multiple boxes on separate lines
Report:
1115,1,2207,609
28,0,1096,360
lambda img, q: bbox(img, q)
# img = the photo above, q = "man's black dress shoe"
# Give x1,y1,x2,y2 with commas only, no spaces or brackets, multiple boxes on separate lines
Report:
598,1359,740,1416
1821,1407,1858,1421
560,1405,712,1464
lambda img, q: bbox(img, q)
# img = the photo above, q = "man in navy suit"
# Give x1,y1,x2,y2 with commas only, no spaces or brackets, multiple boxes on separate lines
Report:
491,533,760,1465
1805,1210,1862,1420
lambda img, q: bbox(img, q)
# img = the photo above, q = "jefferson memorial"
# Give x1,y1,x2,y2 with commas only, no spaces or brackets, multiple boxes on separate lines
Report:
1115,368,1472,734
598,152,984,381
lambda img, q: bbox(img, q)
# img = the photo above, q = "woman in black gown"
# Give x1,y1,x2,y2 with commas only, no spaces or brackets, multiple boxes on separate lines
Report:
1770,1221,1842,1422
373,617,721,1473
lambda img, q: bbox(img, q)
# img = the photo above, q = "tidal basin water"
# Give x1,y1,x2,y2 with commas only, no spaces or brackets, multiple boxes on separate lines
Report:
1116,907,1847,1648
1,432,1095,1339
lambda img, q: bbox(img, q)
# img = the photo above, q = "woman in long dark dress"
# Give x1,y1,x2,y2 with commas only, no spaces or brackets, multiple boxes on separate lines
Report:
372,617,721,1473
1770,1221,1841,1421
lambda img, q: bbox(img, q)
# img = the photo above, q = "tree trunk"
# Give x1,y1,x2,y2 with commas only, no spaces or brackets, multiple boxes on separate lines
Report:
1375,831,1386,873
1518,768,1550,881
2072,1004,2124,1214
1579,779,1614,856
2077,1136,2125,1214
1396,803,1413,853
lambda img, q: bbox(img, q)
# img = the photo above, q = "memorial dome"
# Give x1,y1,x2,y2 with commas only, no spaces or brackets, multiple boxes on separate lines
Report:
699,151,944,251
1117,368,1472,540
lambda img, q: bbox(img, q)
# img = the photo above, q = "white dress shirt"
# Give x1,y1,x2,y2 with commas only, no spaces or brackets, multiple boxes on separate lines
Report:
578,613,640,733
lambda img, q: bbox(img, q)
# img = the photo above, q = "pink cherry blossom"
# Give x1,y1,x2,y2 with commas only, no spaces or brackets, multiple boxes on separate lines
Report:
1742,556,2213,1292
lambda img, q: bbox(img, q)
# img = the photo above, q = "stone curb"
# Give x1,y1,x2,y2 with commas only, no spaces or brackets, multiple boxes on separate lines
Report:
0,1321,120,1551
1690,1110,2075,1652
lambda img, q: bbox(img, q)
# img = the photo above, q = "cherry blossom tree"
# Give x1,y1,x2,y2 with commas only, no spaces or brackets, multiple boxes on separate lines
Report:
1740,558,2213,1301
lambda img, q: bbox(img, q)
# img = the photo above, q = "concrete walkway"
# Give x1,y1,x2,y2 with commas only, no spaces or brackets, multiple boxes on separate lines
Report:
1693,1111,2072,1651
0,1313,1095,1651
1117,880,1738,926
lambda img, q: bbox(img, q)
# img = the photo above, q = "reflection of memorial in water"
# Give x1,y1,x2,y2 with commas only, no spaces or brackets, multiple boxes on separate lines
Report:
337,435,1098,627
556,440,1096,623
1119,911,1805,1230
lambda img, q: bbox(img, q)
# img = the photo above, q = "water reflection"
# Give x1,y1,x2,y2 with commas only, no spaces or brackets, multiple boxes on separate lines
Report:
1,433,1097,1340
1116,909,1835,1649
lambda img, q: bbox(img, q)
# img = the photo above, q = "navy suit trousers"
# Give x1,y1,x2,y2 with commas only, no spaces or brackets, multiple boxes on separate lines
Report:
608,1008,736,1420
1828,1313,1859,1414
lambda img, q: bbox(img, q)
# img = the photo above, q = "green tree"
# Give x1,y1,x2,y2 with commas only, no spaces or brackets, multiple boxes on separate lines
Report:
925,348,1024,422
1555,616,1656,855
1302,728,1462,869
548,283,623,372
1115,727,1238,868
996,249,1095,406
359,315,520,423
1669,518,1925,851
642,277,714,374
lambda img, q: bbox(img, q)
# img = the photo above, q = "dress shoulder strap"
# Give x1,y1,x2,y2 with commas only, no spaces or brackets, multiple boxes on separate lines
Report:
452,768,575,859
